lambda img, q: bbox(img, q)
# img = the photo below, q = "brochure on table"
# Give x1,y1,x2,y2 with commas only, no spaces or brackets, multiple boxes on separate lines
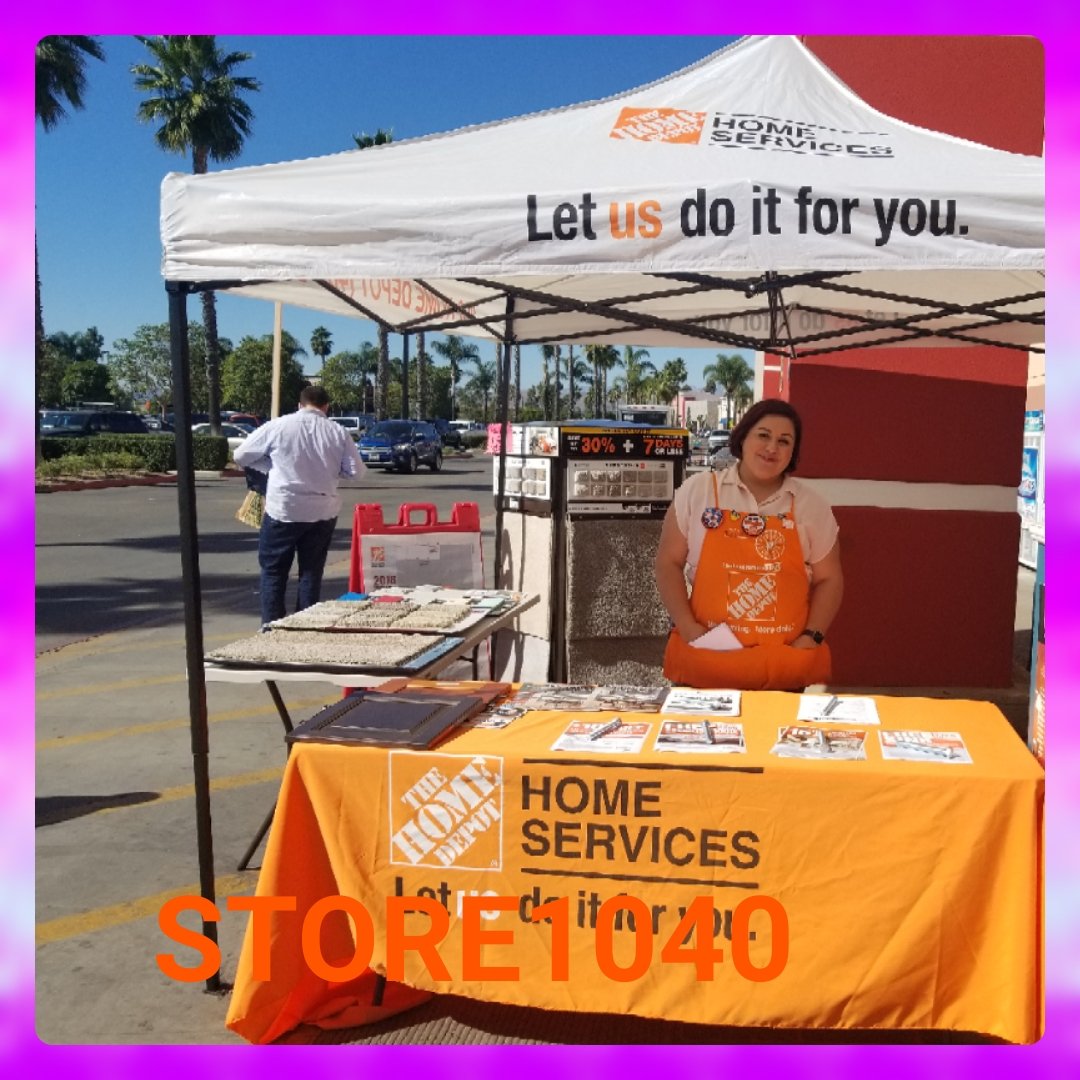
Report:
551,719,652,754
879,730,973,764
797,694,881,724
771,726,869,760
661,687,742,716
655,720,746,753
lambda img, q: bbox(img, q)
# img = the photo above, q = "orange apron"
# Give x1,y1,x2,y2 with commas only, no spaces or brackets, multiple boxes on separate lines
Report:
663,472,831,690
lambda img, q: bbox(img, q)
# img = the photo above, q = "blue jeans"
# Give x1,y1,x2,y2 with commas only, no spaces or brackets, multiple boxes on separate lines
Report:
258,513,338,626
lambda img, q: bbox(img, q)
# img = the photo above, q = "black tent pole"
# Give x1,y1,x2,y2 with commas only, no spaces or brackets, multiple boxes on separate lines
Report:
493,297,514,589
401,332,410,419
167,282,222,994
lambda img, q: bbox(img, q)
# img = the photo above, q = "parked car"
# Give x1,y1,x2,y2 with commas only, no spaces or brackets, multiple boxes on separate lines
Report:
192,422,251,453
224,412,264,428
330,415,375,441
707,428,731,452
425,417,463,449
143,417,175,432
359,420,443,472
40,409,149,436
710,445,736,470
166,413,209,428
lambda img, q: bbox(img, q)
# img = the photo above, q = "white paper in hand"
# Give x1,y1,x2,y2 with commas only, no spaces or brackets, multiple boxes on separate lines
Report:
688,623,743,651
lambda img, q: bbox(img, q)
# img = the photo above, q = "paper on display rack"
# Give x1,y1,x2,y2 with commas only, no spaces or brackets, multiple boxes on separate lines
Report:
770,726,868,760
796,694,881,724
367,586,522,613
551,719,652,754
878,730,973,764
660,687,742,716
655,720,746,753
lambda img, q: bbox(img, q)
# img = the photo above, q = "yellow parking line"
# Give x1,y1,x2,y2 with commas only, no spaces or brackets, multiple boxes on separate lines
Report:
37,674,187,701
37,696,334,750
88,766,285,817
37,872,255,946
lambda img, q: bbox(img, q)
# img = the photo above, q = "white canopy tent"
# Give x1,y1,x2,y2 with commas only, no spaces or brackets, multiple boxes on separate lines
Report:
158,36,1043,984
162,34,1043,356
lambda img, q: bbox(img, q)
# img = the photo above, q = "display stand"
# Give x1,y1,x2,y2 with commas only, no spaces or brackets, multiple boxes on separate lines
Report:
349,502,484,593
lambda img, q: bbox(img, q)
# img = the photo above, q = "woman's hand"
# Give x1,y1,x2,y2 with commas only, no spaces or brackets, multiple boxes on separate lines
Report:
676,618,711,644
790,634,818,651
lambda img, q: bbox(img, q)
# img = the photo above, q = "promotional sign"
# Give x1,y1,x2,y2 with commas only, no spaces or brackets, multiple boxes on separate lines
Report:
161,37,1043,356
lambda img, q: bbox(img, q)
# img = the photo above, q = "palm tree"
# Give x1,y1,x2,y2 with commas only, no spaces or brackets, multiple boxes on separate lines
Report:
540,344,556,420
353,128,393,149
566,344,582,419
513,343,522,421
310,326,333,373
574,360,596,417
620,345,655,404
350,340,378,413
35,36,105,464
553,343,563,420
586,344,620,416
376,326,390,419
609,374,627,415
416,331,429,418
133,36,260,435
465,359,498,422
733,382,754,422
703,353,755,426
430,335,480,420
655,357,689,404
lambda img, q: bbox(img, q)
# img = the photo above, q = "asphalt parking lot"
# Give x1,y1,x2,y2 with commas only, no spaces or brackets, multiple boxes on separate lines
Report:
35,456,498,1044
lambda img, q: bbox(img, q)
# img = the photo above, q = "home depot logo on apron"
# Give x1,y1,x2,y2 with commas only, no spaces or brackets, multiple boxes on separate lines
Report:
664,473,831,690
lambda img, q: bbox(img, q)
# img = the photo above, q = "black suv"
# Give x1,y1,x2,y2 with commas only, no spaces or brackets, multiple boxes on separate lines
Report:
40,409,149,436
424,417,463,449
359,420,444,472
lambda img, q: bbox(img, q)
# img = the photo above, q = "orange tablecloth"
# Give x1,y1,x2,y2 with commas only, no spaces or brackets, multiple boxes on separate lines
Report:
225,692,1043,1043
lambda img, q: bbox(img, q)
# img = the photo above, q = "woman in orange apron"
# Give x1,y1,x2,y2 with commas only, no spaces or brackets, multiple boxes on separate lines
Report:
657,400,843,690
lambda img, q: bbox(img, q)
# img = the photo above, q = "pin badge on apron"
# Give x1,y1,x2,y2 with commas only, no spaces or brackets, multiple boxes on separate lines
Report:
701,507,724,529
755,528,786,561
741,513,766,537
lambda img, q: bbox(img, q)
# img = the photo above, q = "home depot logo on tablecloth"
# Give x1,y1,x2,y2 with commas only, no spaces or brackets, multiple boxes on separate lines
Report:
388,752,504,870
610,107,706,144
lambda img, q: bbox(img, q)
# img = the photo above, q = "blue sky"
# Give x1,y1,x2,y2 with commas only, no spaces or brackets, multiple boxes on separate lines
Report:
35,34,753,392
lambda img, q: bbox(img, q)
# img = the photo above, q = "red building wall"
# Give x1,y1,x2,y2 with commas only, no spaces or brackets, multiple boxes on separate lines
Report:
791,37,1042,687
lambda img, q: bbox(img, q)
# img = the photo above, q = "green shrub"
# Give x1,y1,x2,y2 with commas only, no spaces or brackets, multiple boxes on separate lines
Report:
93,434,176,472
37,455,87,478
88,451,144,473
192,435,229,471
35,451,143,479
461,430,489,450
40,438,91,461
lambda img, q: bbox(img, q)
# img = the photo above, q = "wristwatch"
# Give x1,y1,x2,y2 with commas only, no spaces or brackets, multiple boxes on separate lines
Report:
798,628,826,645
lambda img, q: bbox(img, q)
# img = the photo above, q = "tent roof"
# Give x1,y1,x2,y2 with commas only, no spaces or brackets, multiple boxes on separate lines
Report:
160,35,1043,356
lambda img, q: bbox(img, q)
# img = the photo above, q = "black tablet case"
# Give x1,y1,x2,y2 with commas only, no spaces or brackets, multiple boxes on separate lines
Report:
286,691,485,749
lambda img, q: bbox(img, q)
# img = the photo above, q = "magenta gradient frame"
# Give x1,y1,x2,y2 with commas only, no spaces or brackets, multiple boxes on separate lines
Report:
8,7,1078,1076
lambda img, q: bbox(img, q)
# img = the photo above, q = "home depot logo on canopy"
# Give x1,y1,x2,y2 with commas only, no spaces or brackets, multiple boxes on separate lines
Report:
610,107,706,144
611,107,894,157
389,752,504,870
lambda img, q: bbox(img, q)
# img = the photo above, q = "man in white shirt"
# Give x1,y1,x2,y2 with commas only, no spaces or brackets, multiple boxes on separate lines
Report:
233,387,366,628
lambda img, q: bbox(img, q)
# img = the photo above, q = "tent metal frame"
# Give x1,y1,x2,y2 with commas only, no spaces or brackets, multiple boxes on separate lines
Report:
166,268,1042,992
